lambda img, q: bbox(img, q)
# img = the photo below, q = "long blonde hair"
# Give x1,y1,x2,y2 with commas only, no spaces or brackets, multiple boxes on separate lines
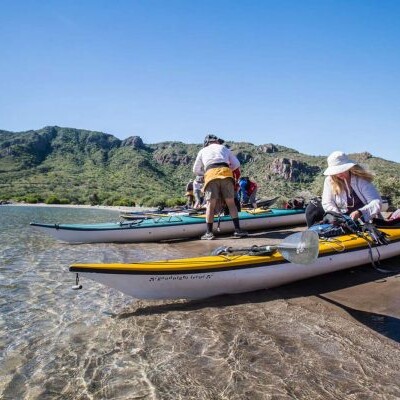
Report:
330,165,374,195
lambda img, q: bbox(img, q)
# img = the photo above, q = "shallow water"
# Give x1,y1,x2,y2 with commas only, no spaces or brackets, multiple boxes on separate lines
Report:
1,205,400,399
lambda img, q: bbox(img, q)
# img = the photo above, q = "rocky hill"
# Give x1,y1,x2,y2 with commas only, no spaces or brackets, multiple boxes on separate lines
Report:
1,126,399,207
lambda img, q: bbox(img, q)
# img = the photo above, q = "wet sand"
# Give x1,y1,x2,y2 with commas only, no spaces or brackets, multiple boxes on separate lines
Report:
109,228,400,399
110,234,400,399
134,225,400,328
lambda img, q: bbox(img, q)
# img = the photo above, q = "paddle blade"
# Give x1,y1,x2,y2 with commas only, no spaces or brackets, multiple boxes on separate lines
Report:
278,230,319,265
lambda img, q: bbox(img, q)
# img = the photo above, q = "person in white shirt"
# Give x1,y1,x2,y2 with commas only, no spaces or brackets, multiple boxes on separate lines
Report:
306,150,383,226
192,134,247,240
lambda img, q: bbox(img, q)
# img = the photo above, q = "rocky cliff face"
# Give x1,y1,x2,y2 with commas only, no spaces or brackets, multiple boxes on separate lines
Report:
267,157,321,182
84,132,120,150
154,152,192,166
151,142,197,166
236,151,253,163
122,136,145,150
258,144,278,153
354,152,373,161
0,127,57,161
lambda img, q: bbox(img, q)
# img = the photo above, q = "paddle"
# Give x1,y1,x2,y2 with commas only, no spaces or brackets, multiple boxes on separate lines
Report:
241,196,280,210
255,196,280,209
211,230,320,265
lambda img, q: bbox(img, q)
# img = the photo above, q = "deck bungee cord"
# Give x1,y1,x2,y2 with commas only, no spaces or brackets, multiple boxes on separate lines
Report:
311,212,393,273
211,230,319,265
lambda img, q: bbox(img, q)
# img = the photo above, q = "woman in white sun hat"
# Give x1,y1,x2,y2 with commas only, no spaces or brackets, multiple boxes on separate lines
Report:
321,151,383,222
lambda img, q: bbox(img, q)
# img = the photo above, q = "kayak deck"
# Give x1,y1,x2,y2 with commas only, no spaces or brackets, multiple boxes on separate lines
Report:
70,228,400,274
32,208,305,230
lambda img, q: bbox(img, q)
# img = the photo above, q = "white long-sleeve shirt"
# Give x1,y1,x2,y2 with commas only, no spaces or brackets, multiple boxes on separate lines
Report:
322,174,382,221
192,143,240,176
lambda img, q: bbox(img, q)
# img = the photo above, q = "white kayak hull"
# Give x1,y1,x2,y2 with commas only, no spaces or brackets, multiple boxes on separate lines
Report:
32,209,306,243
70,228,400,300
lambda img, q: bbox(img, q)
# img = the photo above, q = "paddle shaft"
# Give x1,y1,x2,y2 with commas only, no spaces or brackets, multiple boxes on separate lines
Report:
224,245,277,254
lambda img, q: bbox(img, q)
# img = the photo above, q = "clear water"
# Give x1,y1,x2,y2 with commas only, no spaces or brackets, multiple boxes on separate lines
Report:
1,205,400,399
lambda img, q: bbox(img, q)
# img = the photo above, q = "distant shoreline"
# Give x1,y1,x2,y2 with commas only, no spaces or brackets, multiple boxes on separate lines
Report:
1,202,144,212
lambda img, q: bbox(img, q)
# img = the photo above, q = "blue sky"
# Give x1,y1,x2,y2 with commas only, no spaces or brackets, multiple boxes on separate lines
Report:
1,0,399,162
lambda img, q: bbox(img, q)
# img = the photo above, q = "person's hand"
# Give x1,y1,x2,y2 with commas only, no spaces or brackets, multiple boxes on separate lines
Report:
350,210,363,220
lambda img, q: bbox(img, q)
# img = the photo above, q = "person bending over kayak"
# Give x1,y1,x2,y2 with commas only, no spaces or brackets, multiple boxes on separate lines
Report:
238,177,258,208
193,134,248,240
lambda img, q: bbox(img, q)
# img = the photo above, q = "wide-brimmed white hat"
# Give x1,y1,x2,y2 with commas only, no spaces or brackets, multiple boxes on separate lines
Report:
323,151,357,176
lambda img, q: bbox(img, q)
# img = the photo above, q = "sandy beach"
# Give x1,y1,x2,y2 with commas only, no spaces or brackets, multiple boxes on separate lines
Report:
2,201,140,211
135,225,400,324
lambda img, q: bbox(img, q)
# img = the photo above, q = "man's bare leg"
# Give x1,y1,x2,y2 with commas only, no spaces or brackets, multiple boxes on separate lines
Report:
225,198,238,219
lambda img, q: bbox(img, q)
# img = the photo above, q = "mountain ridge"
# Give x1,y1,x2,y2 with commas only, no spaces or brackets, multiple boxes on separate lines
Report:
1,126,399,207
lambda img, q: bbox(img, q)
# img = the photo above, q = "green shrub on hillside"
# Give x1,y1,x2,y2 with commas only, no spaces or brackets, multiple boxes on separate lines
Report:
166,197,186,207
112,198,136,207
23,195,44,203
45,195,62,204
145,197,168,208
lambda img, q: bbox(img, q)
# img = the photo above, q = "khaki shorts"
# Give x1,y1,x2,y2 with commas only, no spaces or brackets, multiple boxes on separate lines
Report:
204,178,235,201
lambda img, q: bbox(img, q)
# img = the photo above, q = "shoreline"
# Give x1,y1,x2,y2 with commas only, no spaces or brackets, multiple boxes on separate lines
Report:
1,202,145,212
